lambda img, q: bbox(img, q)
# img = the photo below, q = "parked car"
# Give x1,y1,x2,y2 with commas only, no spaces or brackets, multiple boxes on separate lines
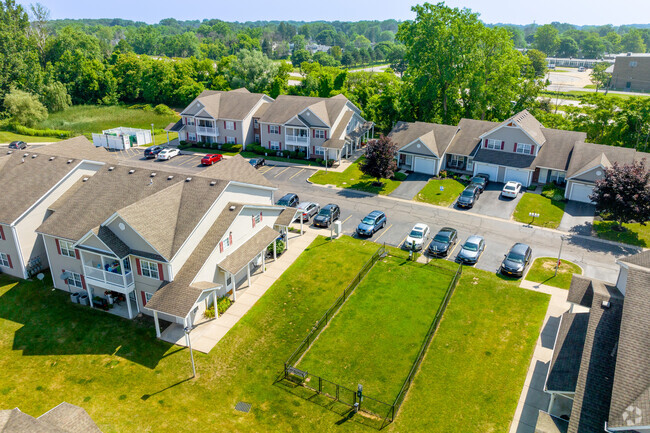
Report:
313,204,340,228
469,174,489,193
578,66,585,72
249,158,265,169
144,145,164,159
500,243,532,278
296,202,320,222
427,227,458,257
457,235,486,265
457,185,480,209
157,148,180,160
501,181,522,199
201,154,223,166
356,210,387,237
8,141,26,150
404,223,430,251
276,193,299,207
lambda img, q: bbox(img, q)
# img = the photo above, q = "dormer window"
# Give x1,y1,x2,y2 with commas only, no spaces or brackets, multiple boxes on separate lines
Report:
515,143,532,155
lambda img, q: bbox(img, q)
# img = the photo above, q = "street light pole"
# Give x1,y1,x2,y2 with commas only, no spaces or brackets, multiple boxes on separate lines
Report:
555,235,567,277
151,123,155,146
184,326,196,378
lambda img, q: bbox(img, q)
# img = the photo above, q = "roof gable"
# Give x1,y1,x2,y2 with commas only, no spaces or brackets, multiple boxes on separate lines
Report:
400,136,438,157
480,110,546,147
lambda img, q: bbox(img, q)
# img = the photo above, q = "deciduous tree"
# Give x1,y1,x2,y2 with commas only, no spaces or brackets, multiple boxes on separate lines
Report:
3,87,47,126
590,62,611,93
360,135,398,184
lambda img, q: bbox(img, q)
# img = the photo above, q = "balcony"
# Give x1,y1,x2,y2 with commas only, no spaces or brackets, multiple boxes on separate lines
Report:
197,126,219,137
81,251,135,293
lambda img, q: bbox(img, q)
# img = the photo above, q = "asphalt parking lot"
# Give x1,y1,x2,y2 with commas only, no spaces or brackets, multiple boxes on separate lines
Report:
113,148,211,172
454,183,524,220
259,164,315,184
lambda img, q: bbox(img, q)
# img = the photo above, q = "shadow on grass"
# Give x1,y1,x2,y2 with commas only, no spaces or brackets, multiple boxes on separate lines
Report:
141,376,194,400
594,221,647,247
0,274,173,369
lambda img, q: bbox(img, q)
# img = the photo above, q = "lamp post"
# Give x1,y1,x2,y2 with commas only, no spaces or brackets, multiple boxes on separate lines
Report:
184,326,196,378
529,212,540,226
151,123,155,146
555,235,568,277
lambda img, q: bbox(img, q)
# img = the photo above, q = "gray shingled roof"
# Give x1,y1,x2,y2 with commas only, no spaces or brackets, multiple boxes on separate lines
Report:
533,128,586,171
200,154,275,189
275,207,298,226
185,88,268,120
566,142,639,178
568,275,622,308
0,409,66,433
218,226,279,274
446,118,496,156
165,119,184,132
94,225,131,258
145,203,243,318
619,249,650,268
258,94,351,127
35,136,117,164
608,266,650,429
322,110,354,150
37,402,102,433
388,121,457,157
473,148,537,168
546,312,590,393
535,411,569,433
509,109,546,145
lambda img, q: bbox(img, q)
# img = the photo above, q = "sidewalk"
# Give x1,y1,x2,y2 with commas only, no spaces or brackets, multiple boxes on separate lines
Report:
509,280,570,433
160,230,319,353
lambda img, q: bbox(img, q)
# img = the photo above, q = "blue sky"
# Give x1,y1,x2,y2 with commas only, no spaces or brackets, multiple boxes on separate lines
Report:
17,0,650,26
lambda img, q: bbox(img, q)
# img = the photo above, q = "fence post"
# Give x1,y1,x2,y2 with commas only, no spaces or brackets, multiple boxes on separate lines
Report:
318,376,322,393
336,384,339,401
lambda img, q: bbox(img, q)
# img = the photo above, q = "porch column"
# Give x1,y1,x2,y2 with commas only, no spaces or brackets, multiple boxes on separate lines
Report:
300,216,304,235
273,240,277,261
262,251,266,272
153,310,161,338
126,293,133,319
212,291,218,318
184,316,190,346
87,285,94,308
135,293,141,313
247,263,251,288
231,272,236,301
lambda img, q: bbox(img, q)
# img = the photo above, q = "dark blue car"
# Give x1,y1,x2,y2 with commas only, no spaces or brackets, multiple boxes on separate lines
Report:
356,210,387,237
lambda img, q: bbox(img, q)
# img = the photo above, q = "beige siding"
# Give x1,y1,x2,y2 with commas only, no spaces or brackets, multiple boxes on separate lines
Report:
0,224,23,278
79,235,112,252
611,56,650,92
260,123,285,150
570,165,604,183
483,126,541,154
43,234,84,290
107,216,161,258
300,109,328,128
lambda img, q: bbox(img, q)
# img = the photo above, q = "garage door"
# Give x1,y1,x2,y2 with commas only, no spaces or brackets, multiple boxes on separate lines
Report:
569,182,595,203
413,157,436,175
474,163,498,182
504,168,531,187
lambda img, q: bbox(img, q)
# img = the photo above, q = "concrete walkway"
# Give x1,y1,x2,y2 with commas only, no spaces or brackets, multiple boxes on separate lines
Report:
509,280,571,433
161,229,319,353
389,172,432,200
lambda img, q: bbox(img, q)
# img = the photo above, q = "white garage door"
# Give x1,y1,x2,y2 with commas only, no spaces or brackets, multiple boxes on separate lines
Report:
474,163,498,182
504,168,531,187
413,157,436,175
569,182,595,203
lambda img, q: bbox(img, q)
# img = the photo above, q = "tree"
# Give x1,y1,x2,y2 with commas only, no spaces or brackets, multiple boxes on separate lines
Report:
329,45,342,60
28,2,50,59
590,160,650,230
581,33,605,58
360,135,398,184
621,30,646,53
557,37,579,58
526,49,548,77
3,88,47,126
590,62,611,93
534,24,559,56
40,81,70,112
291,49,311,68
312,52,339,67
225,49,279,94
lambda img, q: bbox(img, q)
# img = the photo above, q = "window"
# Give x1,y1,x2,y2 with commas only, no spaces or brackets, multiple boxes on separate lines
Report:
187,117,195,126
255,133,260,143
270,125,280,134
140,260,159,280
270,141,280,150
225,121,235,130
314,130,325,139
67,272,83,289
515,143,532,154
222,236,231,248
226,136,236,144
0,253,9,268
254,119,259,128
315,146,325,156
188,133,196,142
145,292,154,303
254,213,261,224
485,139,502,150
122,257,131,273
449,154,465,168
60,240,76,258
630,61,638,68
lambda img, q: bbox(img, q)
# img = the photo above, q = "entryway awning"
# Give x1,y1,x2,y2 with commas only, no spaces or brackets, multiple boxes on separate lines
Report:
219,226,280,275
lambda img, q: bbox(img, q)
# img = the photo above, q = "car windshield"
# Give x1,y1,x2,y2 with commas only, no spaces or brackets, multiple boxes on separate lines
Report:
433,233,450,243
319,208,332,216
463,241,479,252
362,216,376,225
461,190,475,197
504,185,516,191
410,229,424,238
507,252,525,263
250,159,258,163
471,177,484,184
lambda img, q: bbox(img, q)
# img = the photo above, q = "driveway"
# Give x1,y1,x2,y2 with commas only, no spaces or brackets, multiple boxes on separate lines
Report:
458,183,523,220
558,201,595,235
389,173,432,200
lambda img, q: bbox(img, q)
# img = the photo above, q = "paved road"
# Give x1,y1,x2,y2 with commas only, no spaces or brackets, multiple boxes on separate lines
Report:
264,164,638,283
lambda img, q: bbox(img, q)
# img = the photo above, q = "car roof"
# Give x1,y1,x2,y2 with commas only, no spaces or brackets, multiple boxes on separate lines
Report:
464,185,478,191
368,210,384,217
281,193,297,199
510,243,530,254
466,235,484,243
504,181,519,186
297,201,314,207
438,227,456,234
323,203,337,209
412,223,428,230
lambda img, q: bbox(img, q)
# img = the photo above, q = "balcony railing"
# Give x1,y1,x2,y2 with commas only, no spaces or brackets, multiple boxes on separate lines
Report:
197,126,219,136
84,265,135,291
285,135,309,145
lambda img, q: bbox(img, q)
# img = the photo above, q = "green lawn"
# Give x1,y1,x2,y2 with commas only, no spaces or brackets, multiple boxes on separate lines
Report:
309,157,403,195
0,130,62,143
593,220,650,247
414,178,466,207
513,184,566,228
0,235,548,432
391,266,549,432
541,89,650,100
297,257,455,403
525,257,582,289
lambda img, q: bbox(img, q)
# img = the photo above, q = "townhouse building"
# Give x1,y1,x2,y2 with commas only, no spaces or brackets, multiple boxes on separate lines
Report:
0,137,116,279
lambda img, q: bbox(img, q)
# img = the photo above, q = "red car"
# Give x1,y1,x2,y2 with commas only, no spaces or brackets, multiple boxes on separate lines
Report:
201,154,223,165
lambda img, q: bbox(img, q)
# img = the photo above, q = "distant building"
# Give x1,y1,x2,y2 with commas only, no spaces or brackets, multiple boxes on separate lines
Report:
92,126,153,150
609,53,650,92
546,57,610,69
305,43,331,54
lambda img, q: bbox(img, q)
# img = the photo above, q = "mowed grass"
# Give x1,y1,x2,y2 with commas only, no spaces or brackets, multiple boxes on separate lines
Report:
297,257,456,402
513,184,566,228
525,257,582,289
594,220,650,247
0,130,62,143
389,266,549,433
415,178,466,207
310,157,403,195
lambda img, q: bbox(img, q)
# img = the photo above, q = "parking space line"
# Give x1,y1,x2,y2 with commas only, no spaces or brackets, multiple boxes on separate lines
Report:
342,215,352,224
274,167,291,178
373,224,392,243
178,156,200,167
288,168,305,180
259,166,273,175
397,234,408,249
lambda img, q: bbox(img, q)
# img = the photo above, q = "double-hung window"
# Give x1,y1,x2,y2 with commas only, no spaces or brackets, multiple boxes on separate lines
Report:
486,139,501,150
68,272,83,289
140,260,159,280
270,141,280,150
60,240,75,258
225,121,235,130
226,136,236,144
270,125,280,134
515,143,532,154
0,253,9,268
254,119,259,128
314,130,325,139
315,146,325,156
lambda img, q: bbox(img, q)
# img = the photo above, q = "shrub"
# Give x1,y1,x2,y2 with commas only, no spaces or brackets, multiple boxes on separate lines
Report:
3,88,48,127
296,151,306,159
202,296,233,319
9,123,72,138
439,170,448,178
392,172,408,181
250,144,266,155
267,239,285,254
153,104,175,115
316,158,324,165
221,143,242,153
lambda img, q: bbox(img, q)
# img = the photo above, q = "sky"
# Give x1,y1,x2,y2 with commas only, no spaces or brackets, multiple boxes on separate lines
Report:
16,0,650,26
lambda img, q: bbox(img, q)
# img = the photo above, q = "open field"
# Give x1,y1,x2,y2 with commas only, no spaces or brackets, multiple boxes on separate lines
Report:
297,257,455,403
0,235,549,432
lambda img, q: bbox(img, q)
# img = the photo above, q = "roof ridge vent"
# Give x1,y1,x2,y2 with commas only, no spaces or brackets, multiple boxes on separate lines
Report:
31,154,37,159
128,169,135,174
6,150,12,154
23,153,29,158
229,205,236,211
210,180,217,186
82,177,89,182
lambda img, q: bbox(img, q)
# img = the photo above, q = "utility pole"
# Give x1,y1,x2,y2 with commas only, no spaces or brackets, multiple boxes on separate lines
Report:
555,235,567,277
184,326,196,378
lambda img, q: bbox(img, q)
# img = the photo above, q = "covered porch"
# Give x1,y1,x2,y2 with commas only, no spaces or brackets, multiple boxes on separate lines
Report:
445,153,473,173
347,121,374,152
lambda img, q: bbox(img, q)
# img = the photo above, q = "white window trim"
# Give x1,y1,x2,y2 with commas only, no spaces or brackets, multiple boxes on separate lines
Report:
516,143,532,154
0,253,9,268
270,141,280,150
226,136,236,144
187,117,195,126
188,133,196,141
226,121,235,130
140,260,159,280
315,146,325,155
60,240,75,258
486,139,502,150
68,272,83,289
314,130,325,139
270,125,280,134
222,236,231,249
145,292,154,303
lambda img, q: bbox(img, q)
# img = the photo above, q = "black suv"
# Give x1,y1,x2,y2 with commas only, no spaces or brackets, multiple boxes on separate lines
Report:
249,158,265,169
456,185,480,209
144,145,164,159
276,193,299,207
313,204,340,227
469,174,489,193
8,141,27,150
